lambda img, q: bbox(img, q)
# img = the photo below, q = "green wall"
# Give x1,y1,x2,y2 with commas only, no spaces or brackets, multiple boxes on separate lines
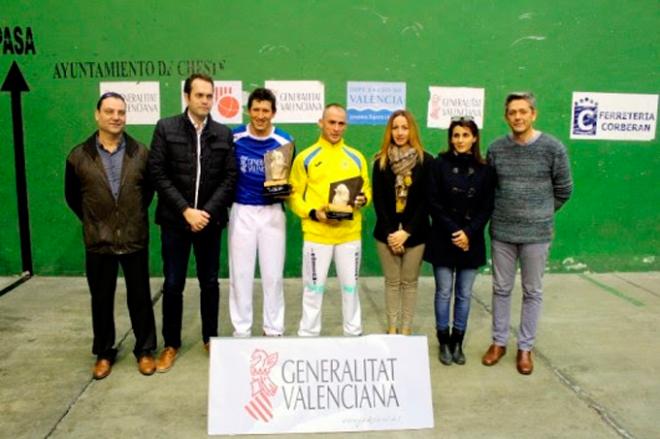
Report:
1,0,658,276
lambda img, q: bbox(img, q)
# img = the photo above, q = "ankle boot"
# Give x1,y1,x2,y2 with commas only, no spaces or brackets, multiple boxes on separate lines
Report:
451,329,466,365
437,328,453,365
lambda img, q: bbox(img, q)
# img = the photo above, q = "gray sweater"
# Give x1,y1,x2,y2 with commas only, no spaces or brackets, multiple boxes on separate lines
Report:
487,132,573,243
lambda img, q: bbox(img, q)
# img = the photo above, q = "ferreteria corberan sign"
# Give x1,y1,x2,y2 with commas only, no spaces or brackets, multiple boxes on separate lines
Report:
208,335,434,435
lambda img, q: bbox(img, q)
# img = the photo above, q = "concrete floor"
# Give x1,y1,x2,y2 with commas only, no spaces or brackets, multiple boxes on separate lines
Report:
0,272,658,439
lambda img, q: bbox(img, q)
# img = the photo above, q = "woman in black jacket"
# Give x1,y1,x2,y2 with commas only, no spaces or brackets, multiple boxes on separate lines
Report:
426,117,495,364
372,110,432,335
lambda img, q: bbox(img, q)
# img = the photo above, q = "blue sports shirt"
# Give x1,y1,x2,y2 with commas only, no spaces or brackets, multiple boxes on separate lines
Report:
232,125,294,205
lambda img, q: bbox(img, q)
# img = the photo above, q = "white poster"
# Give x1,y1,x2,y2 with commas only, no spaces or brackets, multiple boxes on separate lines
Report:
427,86,485,128
208,335,434,435
570,92,658,141
264,80,325,123
180,80,243,124
99,81,160,125
346,81,406,125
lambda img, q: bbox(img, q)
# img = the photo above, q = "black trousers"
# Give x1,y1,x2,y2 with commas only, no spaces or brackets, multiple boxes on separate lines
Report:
160,225,221,348
85,248,157,360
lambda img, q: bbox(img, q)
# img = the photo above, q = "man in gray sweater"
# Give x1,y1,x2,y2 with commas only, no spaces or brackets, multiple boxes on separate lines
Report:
481,92,573,375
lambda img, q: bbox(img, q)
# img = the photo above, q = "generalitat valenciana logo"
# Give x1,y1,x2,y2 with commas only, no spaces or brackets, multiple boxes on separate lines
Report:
244,349,279,422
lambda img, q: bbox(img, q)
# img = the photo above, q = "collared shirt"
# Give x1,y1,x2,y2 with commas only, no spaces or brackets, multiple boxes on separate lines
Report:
188,112,209,209
188,111,208,208
96,135,126,200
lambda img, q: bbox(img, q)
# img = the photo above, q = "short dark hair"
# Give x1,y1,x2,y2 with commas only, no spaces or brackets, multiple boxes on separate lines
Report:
505,91,536,111
248,88,277,113
96,92,125,110
183,73,214,95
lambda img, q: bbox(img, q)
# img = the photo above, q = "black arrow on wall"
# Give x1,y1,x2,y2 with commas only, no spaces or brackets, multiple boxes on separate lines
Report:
1,61,33,277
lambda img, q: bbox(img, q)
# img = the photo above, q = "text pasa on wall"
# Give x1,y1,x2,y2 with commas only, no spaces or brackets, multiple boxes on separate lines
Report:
571,91,658,141
346,81,406,125
99,82,160,125
208,335,434,435
180,80,243,124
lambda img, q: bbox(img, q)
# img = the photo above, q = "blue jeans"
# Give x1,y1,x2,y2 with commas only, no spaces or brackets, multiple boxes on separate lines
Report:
433,266,478,332
160,225,221,348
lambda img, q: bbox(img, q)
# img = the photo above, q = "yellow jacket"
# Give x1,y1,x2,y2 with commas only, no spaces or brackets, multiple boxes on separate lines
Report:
289,136,372,244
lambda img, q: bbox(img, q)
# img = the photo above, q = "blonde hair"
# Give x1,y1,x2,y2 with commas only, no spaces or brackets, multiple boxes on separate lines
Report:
377,110,425,170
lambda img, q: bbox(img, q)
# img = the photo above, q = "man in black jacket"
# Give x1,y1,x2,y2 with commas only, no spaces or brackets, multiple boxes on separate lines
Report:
65,92,157,379
149,73,237,372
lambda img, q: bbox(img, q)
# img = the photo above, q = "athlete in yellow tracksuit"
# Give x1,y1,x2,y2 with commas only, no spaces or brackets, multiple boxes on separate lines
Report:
289,104,371,336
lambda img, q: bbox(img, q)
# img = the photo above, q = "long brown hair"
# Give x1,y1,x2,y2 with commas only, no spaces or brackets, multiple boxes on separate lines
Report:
377,110,425,170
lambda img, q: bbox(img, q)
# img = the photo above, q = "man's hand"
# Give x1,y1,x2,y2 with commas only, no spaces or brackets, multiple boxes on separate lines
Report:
183,208,210,232
451,230,469,251
315,206,339,225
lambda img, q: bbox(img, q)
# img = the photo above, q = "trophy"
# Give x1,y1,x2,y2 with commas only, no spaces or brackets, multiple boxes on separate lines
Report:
326,176,364,220
263,142,294,198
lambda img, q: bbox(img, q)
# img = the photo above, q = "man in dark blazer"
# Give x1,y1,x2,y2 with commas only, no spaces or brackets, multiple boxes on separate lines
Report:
149,73,237,372
65,92,157,379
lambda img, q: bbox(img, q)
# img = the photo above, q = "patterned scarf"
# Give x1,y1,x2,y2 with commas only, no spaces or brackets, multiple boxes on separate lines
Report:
387,145,418,213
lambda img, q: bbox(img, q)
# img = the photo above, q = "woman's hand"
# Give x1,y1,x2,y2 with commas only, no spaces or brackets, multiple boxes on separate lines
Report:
388,229,410,254
452,230,469,251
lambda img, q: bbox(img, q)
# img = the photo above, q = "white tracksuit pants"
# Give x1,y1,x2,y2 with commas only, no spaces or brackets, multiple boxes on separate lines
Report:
298,240,362,336
228,203,286,336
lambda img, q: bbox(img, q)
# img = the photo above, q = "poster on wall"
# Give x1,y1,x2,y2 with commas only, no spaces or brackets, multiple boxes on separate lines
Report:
570,92,658,141
208,335,434,435
346,81,406,125
180,80,243,124
264,80,325,123
99,82,160,125
427,86,485,129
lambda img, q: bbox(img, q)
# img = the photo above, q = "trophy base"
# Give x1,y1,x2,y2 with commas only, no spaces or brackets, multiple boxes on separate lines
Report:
263,182,291,198
326,204,354,220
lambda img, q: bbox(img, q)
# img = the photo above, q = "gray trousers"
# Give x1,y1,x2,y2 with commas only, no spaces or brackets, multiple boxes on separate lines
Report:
491,239,550,351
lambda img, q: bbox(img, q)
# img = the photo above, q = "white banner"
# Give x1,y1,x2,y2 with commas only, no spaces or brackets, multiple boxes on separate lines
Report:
427,86,485,128
208,335,434,435
346,81,406,125
265,80,325,123
99,81,160,125
570,91,658,141
180,80,243,124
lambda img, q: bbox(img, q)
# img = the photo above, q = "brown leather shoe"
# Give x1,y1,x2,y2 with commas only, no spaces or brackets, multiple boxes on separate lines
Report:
92,358,112,380
482,344,507,366
204,342,210,353
156,347,178,373
138,355,156,376
516,349,534,375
